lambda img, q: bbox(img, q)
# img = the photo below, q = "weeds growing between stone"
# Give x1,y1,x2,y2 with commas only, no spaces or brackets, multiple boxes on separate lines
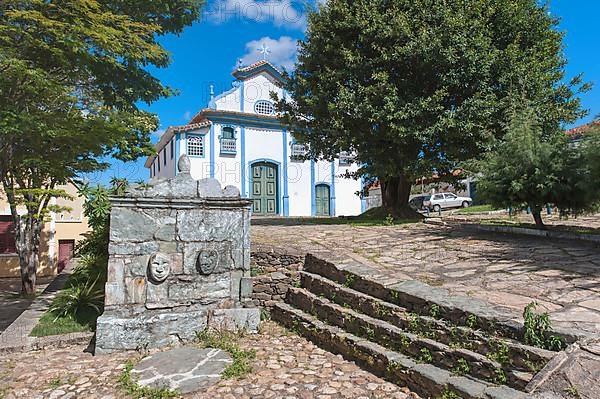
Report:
196,329,256,379
118,360,180,399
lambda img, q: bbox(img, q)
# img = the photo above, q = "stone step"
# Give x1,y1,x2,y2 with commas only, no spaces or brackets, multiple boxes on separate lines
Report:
287,287,531,390
271,302,527,399
303,253,579,346
300,271,555,374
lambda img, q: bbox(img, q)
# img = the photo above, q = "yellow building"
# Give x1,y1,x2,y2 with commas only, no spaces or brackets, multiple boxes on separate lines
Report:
0,182,90,278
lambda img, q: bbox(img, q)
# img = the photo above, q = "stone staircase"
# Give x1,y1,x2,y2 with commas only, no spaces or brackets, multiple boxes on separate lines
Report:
272,253,575,399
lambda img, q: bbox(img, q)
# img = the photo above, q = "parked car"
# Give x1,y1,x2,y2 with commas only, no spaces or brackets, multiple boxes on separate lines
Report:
408,195,430,211
423,192,472,212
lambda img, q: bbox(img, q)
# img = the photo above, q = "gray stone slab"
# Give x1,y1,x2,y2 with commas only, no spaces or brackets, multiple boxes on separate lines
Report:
95,310,208,353
528,337,600,399
131,347,232,394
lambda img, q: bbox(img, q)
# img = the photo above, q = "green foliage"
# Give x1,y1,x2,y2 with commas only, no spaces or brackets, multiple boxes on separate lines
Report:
31,179,126,334
196,329,256,379
383,214,395,226
475,107,599,228
452,358,470,376
278,0,587,209
565,384,581,398
466,314,478,330
437,388,462,399
30,309,96,337
362,325,375,340
419,347,433,363
493,367,508,384
487,340,511,366
429,304,440,319
0,0,203,292
408,313,421,333
455,204,501,214
343,272,356,288
260,308,272,321
523,302,564,351
119,360,180,399
48,277,103,320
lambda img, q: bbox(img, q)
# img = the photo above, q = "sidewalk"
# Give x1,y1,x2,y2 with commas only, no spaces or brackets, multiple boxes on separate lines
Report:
0,264,92,352
0,276,54,333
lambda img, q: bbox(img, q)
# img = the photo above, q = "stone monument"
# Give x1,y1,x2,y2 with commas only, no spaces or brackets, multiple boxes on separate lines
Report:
95,155,259,353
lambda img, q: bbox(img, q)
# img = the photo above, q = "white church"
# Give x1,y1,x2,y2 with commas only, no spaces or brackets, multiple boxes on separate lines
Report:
145,58,365,217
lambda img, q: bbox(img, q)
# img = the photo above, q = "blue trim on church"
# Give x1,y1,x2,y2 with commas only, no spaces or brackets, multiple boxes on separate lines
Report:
174,133,181,176
209,125,215,177
330,162,336,216
241,126,246,197
205,113,280,130
310,160,316,216
282,128,289,216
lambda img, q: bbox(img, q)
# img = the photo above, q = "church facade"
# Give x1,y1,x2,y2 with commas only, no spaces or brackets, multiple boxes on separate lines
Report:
145,60,365,217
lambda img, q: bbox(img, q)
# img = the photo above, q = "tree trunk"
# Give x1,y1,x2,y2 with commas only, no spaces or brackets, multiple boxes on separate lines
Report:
531,207,545,230
380,175,412,213
17,217,41,297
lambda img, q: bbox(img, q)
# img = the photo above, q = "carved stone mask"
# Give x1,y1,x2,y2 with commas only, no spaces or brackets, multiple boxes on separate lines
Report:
148,253,170,283
196,250,217,275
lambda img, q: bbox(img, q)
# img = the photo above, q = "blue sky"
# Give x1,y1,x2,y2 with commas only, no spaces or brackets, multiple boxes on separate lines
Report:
87,0,600,185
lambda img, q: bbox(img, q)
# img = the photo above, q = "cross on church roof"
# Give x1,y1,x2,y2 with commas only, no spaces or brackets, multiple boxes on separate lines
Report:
258,43,271,60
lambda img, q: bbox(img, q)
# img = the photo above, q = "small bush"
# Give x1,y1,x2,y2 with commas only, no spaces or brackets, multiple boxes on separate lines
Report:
49,277,104,320
523,302,565,351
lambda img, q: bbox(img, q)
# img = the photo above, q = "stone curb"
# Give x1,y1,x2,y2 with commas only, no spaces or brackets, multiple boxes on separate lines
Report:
470,224,600,245
0,332,94,354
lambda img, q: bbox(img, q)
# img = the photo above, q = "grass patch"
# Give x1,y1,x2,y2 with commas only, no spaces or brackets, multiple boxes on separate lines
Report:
196,329,256,379
456,204,502,214
118,360,180,399
30,307,97,337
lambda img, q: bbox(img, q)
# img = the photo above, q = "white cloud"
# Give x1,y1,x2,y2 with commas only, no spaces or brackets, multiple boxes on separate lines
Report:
204,0,307,30
240,36,299,71
183,111,192,121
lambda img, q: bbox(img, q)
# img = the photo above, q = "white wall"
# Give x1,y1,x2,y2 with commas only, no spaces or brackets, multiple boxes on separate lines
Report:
147,69,364,216
242,74,283,113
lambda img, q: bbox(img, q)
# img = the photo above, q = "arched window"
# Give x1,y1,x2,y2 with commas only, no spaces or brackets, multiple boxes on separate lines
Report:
187,135,204,157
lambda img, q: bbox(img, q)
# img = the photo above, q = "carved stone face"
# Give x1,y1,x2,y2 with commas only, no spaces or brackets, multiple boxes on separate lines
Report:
196,250,217,275
148,253,170,283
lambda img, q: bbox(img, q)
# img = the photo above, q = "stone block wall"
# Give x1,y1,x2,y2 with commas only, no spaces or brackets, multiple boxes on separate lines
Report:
96,156,259,353
251,249,304,308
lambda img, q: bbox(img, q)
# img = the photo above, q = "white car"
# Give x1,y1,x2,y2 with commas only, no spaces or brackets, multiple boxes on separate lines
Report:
423,192,472,212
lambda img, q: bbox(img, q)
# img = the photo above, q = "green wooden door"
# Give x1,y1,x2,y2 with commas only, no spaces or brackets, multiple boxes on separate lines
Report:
315,184,330,216
251,162,278,215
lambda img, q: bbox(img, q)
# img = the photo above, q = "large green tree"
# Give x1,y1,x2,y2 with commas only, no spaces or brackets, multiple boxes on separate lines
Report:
278,0,588,213
0,0,203,295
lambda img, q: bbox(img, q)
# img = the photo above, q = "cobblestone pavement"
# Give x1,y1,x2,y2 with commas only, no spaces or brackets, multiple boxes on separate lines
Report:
0,322,419,399
252,222,600,335
0,276,54,333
